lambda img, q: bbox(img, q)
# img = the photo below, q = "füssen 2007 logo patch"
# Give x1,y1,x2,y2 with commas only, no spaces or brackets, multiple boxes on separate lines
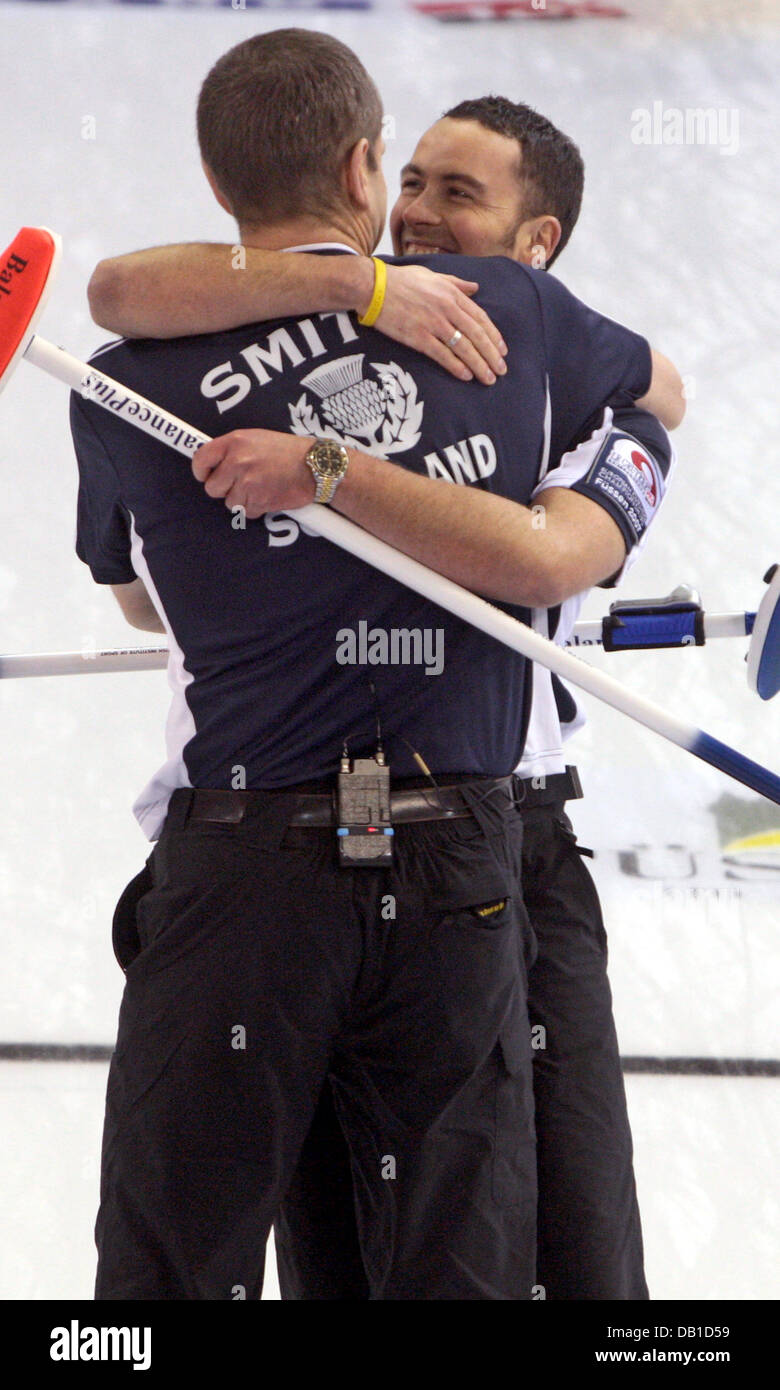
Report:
289,353,423,456
583,432,664,544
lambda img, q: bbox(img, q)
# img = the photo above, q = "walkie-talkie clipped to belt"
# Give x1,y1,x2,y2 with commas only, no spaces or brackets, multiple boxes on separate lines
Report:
337,749,394,867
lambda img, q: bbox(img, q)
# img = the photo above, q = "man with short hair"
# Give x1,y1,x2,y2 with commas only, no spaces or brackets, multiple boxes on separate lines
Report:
93,93,672,1301
77,33,674,1299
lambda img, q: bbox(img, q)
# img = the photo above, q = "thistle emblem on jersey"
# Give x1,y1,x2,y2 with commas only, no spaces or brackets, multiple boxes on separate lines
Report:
289,353,423,455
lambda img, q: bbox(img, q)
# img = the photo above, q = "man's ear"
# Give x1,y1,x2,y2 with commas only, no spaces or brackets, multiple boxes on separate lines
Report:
342,138,372,210
513,215,562,269
201,159,234,216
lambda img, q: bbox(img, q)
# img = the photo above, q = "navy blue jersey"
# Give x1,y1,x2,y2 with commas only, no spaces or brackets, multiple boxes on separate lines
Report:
71,250,652,837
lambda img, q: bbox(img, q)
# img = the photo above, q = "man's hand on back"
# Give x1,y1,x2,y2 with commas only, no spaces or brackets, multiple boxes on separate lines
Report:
376,264,507,383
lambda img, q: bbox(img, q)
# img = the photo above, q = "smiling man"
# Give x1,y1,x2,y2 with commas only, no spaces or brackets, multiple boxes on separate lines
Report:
83,71,678,1300
393,99,582,266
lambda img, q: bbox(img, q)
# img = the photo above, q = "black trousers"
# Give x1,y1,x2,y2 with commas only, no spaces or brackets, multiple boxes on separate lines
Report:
274,799,648,1301
97,781,538,1300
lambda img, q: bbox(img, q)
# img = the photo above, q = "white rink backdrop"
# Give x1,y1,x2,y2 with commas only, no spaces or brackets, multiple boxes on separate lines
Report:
0,0,778,1301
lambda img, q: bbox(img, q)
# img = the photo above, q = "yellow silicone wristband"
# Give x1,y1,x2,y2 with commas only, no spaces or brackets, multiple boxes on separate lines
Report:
357,256,387,326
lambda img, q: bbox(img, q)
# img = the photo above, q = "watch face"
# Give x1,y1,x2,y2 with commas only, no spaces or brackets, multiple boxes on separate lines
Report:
313,441,348,476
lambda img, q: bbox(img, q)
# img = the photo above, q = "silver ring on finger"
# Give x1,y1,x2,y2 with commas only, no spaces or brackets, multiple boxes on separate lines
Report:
447,329,463,349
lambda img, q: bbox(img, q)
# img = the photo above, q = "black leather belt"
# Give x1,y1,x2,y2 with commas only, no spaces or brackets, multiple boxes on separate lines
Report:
183,766,582,829
187,776,515,827
513,765,582,808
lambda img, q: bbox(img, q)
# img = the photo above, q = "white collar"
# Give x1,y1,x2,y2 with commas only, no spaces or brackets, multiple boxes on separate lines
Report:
281,241,360,255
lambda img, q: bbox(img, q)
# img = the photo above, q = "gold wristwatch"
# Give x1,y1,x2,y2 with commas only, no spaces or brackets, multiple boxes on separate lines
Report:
304,439,350,505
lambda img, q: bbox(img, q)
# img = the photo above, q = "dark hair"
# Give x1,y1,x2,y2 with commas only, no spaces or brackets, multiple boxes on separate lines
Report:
443,96,584,266
197,29,383,226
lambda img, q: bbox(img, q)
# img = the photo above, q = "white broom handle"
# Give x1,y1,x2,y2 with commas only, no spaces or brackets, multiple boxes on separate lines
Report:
25,336,209,449
20,333,780,802
0,648,168,678
0,609,754,678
